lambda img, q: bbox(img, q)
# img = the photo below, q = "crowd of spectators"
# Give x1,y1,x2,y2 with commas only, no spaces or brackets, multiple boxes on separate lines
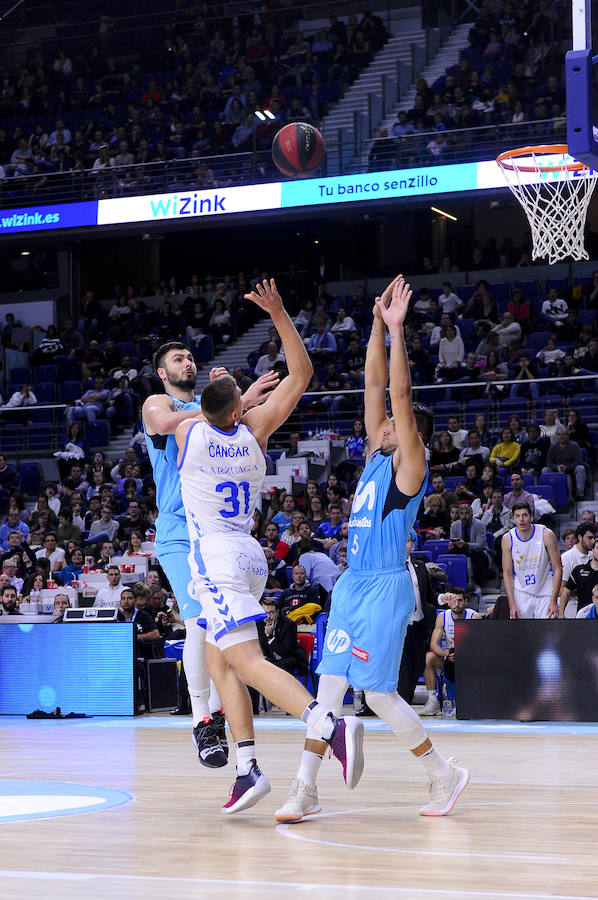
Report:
369,0,569,171
0,3,389,198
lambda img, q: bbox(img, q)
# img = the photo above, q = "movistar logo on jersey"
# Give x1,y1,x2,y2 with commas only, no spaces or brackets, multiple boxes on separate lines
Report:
353,480,376,512
348,515,371,529
208,442,250,458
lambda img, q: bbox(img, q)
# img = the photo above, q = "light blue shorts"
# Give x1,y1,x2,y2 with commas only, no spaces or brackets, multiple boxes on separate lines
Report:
317,566,415,693
159,548,202,622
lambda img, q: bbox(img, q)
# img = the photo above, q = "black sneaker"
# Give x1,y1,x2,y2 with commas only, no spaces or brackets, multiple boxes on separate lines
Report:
211,710,229,761
192,717,228,768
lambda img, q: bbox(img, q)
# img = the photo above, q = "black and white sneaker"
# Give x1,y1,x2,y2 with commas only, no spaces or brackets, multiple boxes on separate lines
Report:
192,717,228,768
211,710,229,761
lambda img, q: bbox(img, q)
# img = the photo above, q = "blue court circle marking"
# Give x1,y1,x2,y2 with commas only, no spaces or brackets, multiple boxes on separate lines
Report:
0,780,132,823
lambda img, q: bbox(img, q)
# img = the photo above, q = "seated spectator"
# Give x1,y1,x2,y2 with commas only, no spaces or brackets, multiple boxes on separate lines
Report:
59,546,84,585
277,564,321,612
507,289,531,331
507,415,527,444
419,587,481,716
420,493,449,540
449,503,488,586
307,318,337,363
51,593,71,622
296,536,340,600
3,383,37,424
260,522,290,561
540,288,568,328
123,530,145,557
480,349,508,394
88,504,119,544
471,483,494,518
92,564,126,608
346,419,366,457
542,426,586,501
2,557,23,593
429,312,461,348
430,431,460,473
439,282,463,315
117,499,148,542
540,408,563,443
280,511,306,549
263,546,289,593
91,540,115,572
67,375,117,435
117,587,160,640
0,529,36,574
489,311,522,348
458,429,490,468
285,521,325,565
447,415,469,450
321,362,351,412
1,583,21,615
576,583,598,619
561,522,596,587
56,508,81,548
509,353,539,401
480,488,514,565
271,494,296,532
429,472,459,509
330,306,357,336
315,503,345,548
566,408,592,457
22,571,47,603
537,337,565,374
560,528,577,553
490,427,521,470
504,472,535,517
305,494,326,531
248,596,307,713
35,532,65,573
436,325,465,383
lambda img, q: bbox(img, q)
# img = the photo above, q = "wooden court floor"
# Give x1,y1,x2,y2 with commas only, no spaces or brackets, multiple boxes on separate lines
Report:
0,715,597,900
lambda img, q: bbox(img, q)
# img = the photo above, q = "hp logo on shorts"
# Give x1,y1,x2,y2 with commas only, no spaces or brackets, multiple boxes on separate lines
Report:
326,628,350,654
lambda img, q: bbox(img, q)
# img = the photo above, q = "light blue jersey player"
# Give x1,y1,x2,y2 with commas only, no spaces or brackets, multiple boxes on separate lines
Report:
277,275,470,825
142,343,276,769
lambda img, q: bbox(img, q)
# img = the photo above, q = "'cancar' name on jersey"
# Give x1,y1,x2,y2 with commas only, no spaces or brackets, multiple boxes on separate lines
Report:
208,442,250,458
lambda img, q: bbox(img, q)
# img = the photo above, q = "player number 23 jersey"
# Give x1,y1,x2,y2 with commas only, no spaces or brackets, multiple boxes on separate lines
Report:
178,421,266,536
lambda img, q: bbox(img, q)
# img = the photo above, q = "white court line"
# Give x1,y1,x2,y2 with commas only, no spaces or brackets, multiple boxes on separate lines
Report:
0,871,596,899
275,806,569,862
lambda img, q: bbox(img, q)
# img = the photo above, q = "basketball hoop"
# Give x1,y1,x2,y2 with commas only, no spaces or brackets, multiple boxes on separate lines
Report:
496,144,597,264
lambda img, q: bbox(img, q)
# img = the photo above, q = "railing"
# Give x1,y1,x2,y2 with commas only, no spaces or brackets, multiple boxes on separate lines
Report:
0,117,562,210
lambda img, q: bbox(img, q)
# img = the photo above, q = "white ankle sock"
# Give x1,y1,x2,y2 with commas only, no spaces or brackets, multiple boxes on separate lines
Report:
301,701,335,740
297,750,323,789
236,740,256,776
418,746,452,780
427,689,437,701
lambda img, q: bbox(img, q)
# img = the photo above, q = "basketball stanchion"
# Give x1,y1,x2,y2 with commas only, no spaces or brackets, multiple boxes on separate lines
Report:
496,144,598,264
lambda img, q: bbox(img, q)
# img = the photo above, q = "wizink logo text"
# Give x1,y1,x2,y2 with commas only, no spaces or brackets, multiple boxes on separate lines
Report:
1,210,60,230
150,193,227,219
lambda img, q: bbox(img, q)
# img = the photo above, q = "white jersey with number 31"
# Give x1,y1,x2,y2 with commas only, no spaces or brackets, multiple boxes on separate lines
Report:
509,524,553,596
178,420,266,537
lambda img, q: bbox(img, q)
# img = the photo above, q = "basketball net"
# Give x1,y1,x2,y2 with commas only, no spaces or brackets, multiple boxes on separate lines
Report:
496,144,598,265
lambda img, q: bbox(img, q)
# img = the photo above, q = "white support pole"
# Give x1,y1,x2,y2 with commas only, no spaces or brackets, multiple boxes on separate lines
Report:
572,0,591,51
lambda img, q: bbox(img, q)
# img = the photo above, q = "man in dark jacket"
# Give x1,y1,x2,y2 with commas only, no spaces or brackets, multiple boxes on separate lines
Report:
397,534,439,704
249,597,307,713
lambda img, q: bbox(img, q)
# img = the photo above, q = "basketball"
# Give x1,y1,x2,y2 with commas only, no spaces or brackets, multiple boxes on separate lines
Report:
271,122,326,178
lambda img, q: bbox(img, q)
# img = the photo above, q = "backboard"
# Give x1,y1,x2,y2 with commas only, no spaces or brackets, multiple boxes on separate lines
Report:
566,0,598,167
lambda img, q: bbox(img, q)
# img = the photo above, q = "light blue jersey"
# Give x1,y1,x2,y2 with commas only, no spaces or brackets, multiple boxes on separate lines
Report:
143,393,202,620
143,393,201,554
347,450,428,571
319,450,428,692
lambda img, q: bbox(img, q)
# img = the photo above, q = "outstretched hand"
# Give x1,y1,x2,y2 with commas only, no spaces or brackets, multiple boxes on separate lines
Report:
373,274,403,319
209,366,228,381
242,370,280,410
375,276,412,329
244,278,284,315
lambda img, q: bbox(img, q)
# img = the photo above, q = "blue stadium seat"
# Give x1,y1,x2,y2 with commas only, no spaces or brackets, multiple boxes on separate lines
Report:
444,476,463,490
536,473,567,507
0,425,23,453
86,420,109,447
545,277,569,294
9,367,31,389
534,484,554,503
28,424,55,452
35,364,57,382
423,539,451,560
60,381,83,402
17,461,41,495
527,332,553,354
435,554,468,589
513,280,538,298
34,382,56,403
29,409,53,424
411,550,432,563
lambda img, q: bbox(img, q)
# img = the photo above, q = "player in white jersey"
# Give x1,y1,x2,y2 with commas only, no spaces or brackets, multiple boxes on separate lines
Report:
501,502,562,619
420,587,481,716
176,279,365,814
142,344,276,767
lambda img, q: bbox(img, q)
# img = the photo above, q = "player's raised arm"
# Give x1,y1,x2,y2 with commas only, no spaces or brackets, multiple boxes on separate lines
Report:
243,279,312,447
376,277,427,494
142,394,205,436
364,275,401,451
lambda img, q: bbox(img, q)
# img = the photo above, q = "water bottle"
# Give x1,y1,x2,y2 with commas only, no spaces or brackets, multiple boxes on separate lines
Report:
442,683,455,717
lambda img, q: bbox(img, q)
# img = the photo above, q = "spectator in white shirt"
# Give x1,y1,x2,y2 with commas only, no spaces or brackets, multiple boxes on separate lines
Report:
561,523,597,584
92,564,126,608
447,416,469,450
541,289,568,326
5,384,37,408
35,532,66,572
330,307,357,335
254,340,285,378
413,287,432,315
429,313,461,347
437,324,464,379
2,558,23,594
489,311,522,347
537,337,565,370
439,282,463,315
